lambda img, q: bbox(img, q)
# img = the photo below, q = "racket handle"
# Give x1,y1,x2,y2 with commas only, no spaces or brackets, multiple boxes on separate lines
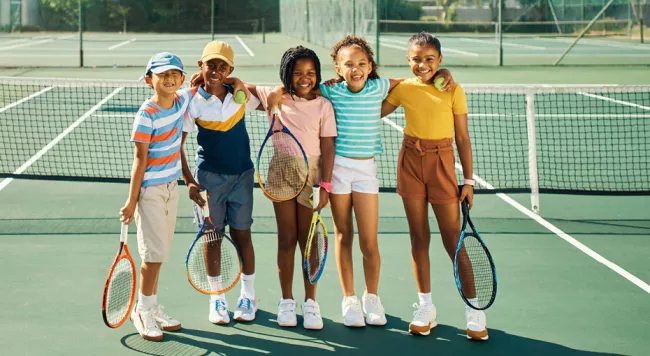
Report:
272,107,280,115
461,199,469,216
120,222,128,243
200,191,210,218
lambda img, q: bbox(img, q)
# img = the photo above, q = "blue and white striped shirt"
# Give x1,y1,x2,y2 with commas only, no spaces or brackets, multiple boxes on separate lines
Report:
320,78,390,158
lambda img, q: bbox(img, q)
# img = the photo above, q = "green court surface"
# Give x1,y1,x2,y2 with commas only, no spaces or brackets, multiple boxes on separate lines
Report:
1,32,649,355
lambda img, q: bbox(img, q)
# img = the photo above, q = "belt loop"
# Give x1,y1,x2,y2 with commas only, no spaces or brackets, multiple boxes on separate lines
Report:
415,139,425,156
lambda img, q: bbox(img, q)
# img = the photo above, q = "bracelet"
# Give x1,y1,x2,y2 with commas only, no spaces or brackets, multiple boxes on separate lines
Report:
463,179,475,186
320,182,332,193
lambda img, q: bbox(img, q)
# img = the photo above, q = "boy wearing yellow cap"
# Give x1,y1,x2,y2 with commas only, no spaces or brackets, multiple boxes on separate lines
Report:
181,41,262,325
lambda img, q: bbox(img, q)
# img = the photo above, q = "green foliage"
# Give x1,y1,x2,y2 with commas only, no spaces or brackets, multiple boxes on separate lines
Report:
380,0,423,21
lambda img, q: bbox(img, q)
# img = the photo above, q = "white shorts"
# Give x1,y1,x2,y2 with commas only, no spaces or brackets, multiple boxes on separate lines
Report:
134,180,179,263
331,155,379,194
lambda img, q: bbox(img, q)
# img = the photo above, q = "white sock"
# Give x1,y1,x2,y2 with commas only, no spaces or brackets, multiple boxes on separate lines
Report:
208,276,226,302
418,292,432,307
138,292,156,310
466,297,479,310
241,273,255,299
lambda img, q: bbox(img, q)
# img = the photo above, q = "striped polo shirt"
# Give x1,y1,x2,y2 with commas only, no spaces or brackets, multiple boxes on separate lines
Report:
319,78,390,158
131,88,194,187
183,85,261,175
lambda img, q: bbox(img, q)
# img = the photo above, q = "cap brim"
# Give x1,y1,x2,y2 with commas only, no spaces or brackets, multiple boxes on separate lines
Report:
150,65,186,74
200,54,234,67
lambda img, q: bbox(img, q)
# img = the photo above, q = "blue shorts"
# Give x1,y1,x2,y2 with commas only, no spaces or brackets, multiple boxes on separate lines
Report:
194,168,254,231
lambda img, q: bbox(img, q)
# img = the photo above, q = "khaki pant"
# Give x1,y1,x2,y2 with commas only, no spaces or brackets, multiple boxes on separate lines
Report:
135,180,179,262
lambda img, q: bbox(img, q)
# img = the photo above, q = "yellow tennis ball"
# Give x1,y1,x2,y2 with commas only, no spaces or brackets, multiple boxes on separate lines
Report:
234,90,247,104
434,77,445,91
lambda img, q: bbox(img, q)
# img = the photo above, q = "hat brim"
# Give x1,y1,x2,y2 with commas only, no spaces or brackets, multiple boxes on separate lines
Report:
200,54,234,67
150,65,186,74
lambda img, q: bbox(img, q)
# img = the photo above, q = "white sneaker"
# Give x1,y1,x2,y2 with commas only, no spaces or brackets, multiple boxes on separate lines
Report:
302,299,323,330
153,304,182,331
233,295,257,322
130,304,163,341
209,298,230,325
277,299,297,327
342,296,365,327
466,308,489,341
362,293,387,326
409,303,438,336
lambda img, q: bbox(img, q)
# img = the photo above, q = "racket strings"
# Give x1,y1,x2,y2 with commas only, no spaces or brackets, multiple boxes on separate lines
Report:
456,235,494,309
105,258,135,325
306,223,326,281
187,231,240,294
259,132,307,200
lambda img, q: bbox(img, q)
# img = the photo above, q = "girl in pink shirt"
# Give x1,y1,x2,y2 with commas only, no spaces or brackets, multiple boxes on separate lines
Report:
245,46,337,330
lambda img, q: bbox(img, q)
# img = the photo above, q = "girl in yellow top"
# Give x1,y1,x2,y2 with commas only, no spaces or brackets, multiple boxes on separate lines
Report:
380,32,487,341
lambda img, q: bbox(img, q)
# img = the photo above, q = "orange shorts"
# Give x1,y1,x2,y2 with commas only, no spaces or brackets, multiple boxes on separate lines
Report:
396,135,459,205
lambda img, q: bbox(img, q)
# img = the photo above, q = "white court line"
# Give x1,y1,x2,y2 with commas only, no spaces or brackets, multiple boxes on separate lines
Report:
0,38,54,51
380,38,479,56
0,87,124,193
235,36,254,57
578,92,650,111
0,86,53,114
381,115,650,295
108,38,136,50
535,37,650,51
388,113,650,119
459,38,546,50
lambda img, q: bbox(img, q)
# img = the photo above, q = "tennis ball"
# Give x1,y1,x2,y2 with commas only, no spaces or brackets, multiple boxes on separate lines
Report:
433,77,445,91
234,90,247,104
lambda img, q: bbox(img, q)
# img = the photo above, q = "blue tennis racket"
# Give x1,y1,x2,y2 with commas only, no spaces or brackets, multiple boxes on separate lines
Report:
454,200,497,310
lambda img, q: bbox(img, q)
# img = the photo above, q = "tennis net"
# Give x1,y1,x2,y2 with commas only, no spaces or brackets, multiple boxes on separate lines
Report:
1,77,648,203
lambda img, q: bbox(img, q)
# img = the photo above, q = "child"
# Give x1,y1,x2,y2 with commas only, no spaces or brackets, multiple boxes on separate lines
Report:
119,52,190,341
267,36,454,328
380,32,486,340
254,46,336,330
180,40,261,325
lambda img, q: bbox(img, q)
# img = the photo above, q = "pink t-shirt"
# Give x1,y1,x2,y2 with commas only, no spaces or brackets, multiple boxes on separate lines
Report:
256,86,337,157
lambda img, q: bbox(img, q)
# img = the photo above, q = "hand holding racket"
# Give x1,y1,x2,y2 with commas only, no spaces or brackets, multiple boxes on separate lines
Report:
256,108,309,202
454,200,497,310
185,191,243,295
101,223,136,328
303,187,329,284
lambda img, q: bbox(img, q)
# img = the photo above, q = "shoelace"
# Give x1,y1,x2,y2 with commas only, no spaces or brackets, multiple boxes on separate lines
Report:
366,296,383,312
141,310,160,329
344,298,361,312
238,298,252,310
467,310,482,324
156,305,171,320
412,303,433,318
215,300,228,312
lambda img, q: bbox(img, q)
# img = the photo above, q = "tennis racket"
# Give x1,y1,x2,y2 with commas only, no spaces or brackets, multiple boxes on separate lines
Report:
185,191,243,295
256,108,309,202
454,200,497,310
303,186,329,284
101,222,136,328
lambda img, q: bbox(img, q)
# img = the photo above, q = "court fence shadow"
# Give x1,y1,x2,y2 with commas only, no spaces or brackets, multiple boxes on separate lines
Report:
121,310,624,356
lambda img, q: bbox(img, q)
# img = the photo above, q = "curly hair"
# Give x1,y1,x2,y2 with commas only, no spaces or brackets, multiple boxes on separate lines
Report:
408,31,441,54
279,45,322,97
330,35,379,80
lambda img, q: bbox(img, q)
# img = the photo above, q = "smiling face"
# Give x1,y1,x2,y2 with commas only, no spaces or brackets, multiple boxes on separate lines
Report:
198,58,234,92
334,46,372,93
290,58,318,99
407,44,442,84
145,70,184,95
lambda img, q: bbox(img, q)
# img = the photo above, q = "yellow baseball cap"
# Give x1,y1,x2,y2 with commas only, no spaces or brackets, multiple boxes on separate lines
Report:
201,40,235,67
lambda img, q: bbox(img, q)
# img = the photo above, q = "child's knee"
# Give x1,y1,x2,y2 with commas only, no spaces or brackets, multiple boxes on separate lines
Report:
359,240,379,259
277,234,298,252
409,232,430,249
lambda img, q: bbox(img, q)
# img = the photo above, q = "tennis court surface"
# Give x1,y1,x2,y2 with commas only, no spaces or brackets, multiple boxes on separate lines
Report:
0,74,649,355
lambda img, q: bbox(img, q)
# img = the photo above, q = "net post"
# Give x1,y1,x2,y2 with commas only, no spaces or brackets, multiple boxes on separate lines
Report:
305,0,311,42
353,0,357,36
262,18,266,43
78,0,83,68
553,0,617,65
376,0,381,65
497,0,503,66
640,0,645,44
211,0,215,40
525,90,540,214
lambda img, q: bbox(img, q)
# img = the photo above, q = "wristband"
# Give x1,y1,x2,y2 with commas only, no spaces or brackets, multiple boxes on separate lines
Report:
320,182,332,193
463,179,475,186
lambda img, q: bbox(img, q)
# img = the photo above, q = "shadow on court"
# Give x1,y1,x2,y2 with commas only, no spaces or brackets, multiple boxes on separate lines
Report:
121,310,622,356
